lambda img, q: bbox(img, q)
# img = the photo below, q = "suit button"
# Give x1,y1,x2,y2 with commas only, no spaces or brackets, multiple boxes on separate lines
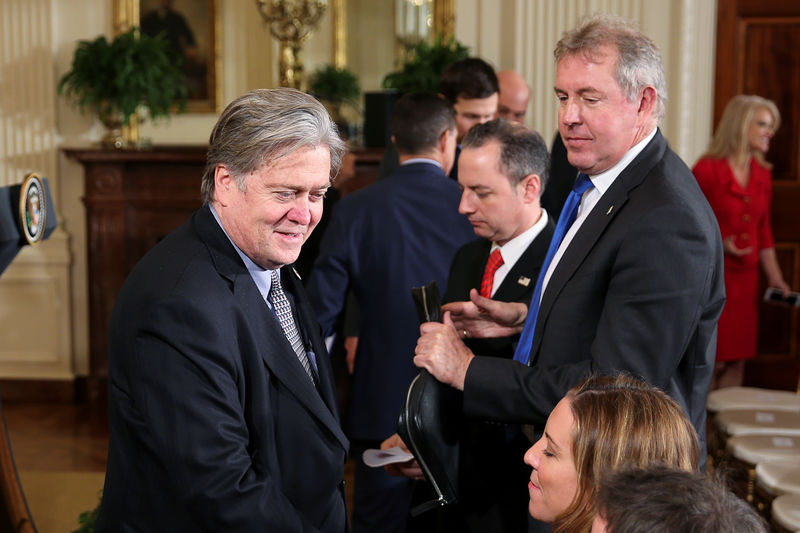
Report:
742,214,751,223
741,233,749,241
743,196,751,203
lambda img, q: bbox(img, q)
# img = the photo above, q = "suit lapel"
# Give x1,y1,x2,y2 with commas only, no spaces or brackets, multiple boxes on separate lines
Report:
195,206,348,450
530,131,667,359
494,218,554,303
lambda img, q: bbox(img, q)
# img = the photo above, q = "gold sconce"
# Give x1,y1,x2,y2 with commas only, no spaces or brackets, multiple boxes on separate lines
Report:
256,0,327,90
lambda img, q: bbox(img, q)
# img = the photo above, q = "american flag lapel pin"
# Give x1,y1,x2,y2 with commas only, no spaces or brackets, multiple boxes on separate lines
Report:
518,276,531,287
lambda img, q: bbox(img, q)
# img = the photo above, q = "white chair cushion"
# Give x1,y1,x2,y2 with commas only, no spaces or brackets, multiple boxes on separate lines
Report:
756,460,800,496
727,435,800,465
772,493,800,531
716,409,800,436
708,387,800,413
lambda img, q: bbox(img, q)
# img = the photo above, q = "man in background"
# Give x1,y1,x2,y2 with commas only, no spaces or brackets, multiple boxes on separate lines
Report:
98,88,349,532
442,118,554,531
496,69,531,123
308,93,475,532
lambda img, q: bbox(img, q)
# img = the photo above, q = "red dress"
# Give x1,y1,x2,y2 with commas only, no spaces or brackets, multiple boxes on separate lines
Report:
693,157,775,361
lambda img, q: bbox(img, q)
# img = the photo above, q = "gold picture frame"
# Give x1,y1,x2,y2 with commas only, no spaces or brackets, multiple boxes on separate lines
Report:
116,0,222,113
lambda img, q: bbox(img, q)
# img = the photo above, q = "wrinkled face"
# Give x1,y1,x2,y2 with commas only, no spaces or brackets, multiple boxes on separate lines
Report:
453,94,499,142
213,145,330,270
747,108,775,155
524,397,579,523
458,141,533,245
555,46,643,176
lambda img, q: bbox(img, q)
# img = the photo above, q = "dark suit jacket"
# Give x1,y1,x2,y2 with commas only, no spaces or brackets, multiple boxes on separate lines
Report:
308,161,475,441
441,221,554,532
463,130,725,465
97,206,349,532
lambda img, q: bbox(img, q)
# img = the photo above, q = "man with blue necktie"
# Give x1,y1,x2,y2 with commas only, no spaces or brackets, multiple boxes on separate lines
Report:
413,15,724,531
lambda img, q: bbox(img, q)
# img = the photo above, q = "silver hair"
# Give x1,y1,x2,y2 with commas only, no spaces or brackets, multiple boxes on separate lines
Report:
554,13,667,121
201,88,346,204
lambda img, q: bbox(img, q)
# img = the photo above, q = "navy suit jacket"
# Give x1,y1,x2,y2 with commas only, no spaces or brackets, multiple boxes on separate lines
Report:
97,206,349,532
308,161,475,441
464,130,725,465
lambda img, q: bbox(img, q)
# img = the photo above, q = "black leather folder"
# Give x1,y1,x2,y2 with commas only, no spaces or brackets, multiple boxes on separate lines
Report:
397,281,461,516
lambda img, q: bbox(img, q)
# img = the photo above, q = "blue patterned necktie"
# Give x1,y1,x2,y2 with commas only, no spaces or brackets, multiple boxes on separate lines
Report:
269,270,314,381
512,173,595,365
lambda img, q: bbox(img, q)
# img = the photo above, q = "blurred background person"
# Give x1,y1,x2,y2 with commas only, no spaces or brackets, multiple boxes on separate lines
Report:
524,375,699,533
495,69,530,123
693,95,791,390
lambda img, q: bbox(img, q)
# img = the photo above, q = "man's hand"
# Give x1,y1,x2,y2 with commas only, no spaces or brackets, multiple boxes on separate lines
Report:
442,288,528,339
380,433,423,479
414,312,475,390
344,336,358,374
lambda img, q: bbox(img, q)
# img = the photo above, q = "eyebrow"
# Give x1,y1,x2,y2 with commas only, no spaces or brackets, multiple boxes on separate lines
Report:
545,431,561,451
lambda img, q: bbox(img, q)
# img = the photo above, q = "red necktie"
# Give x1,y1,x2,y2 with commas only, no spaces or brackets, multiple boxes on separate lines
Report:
480,249,504,298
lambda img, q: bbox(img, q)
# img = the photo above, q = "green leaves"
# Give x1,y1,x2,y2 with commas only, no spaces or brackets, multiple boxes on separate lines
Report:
308,64,360,105
381,34,470,94
58,28,188,125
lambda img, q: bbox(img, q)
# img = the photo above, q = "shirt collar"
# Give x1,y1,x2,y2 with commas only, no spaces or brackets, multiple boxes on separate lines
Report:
400,157,442,168
490,208,550,263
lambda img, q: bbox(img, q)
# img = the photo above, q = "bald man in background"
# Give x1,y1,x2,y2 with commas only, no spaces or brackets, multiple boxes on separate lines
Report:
496,69,531,123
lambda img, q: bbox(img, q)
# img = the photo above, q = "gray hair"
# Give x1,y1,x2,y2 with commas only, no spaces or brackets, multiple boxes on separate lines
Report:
554,14,667,121
461,118,549,193
201,88,346,204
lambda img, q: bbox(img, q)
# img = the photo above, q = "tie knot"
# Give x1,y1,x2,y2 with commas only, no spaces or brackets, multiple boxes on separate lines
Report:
487,248,504,270
269,269,281,295
574,173,594,195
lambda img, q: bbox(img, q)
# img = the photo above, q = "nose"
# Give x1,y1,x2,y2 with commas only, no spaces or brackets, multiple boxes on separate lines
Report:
287,197,312,225
524,439,543,469
458,190,474,215
561,99,581,125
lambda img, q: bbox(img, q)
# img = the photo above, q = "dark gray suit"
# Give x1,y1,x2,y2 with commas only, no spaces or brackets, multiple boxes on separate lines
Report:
98,206,349,532
463,130,725,467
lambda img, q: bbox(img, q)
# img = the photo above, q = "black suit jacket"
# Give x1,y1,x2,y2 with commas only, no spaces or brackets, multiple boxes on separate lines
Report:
97,206,349,532
440,221,554,532
463,130,725,466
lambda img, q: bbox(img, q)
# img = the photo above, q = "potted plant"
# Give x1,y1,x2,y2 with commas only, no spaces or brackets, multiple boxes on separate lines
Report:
58,27,188,148
381,34,469,93
308,64,360,139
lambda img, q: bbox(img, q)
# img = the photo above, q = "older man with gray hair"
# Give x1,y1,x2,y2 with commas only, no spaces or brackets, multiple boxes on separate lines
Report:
97,88,350,532
414,15,724,531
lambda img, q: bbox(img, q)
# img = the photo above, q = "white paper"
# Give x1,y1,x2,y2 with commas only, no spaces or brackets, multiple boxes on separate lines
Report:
362,446,415,467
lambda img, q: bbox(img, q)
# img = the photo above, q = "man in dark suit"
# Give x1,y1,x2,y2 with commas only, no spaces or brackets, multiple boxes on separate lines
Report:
97,88,350,532
307,93,475,533
443,119,554,531
414,15,725,530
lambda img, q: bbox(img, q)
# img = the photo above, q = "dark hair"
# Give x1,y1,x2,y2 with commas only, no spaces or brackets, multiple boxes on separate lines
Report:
201,88,345,204
462,119,549,191
596,466,767,533
438,57,498,104
391,92,456,155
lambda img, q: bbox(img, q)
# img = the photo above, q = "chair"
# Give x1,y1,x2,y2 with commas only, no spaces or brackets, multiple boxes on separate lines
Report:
754,460,800,519
771,493,800,533
725,435,800,503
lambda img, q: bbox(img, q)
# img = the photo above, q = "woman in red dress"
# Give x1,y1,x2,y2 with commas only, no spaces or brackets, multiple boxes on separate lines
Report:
693,95,791,389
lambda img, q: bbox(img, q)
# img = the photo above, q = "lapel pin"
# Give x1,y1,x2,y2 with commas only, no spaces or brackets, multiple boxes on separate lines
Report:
606,205,614,215
518,276,531,287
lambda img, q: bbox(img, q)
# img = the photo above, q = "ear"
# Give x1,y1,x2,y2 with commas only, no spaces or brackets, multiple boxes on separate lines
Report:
214,164,234,206
437,128,453,154
519,173,542,203
637,86,657,122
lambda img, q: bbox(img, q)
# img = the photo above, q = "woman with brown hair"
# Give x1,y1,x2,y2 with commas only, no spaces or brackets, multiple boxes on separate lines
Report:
524,375,699,533
693,95,791,389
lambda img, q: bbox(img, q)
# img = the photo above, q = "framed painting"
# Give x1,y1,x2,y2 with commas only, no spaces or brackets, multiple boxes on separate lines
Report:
137,0,221,113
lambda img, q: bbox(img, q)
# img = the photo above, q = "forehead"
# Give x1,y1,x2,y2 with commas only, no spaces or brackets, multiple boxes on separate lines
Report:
454,94,498,114
459,142,504,181
555,46,620,91
546,397,576,443
256,145,331,187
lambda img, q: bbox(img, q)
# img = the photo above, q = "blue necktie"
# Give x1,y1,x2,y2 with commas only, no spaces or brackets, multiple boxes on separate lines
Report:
512,173,595,365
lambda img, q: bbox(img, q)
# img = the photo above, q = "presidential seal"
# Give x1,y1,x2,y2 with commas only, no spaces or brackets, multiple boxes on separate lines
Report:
19,172,46,245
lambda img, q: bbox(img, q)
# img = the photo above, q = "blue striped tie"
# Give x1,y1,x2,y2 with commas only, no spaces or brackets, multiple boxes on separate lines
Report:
512,173,594,365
